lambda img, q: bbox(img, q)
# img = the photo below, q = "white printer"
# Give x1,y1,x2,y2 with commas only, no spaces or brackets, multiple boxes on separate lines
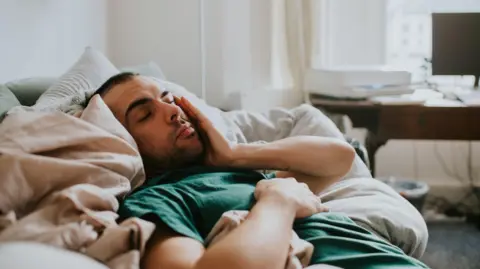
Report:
304,66,414,99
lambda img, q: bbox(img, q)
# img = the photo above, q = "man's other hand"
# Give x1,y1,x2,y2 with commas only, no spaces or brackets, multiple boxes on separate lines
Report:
254,177,329,219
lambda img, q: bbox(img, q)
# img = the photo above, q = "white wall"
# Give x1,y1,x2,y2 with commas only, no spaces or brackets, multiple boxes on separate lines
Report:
108,0,278,110
323,0,386,66
0,0,108,83
108,0,202,97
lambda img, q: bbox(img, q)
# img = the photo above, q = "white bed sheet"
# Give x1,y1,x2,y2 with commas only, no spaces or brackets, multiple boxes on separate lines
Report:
221,104,428,258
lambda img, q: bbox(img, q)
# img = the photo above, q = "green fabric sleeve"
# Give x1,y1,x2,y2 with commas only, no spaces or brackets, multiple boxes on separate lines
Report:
118,186,204,243
263,172,277,179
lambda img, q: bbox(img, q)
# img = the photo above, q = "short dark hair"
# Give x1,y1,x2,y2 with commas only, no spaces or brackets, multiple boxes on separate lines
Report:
94,72,139,97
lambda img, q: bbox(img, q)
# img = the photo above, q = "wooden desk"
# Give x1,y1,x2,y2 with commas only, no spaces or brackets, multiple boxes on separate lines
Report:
310,95,480,176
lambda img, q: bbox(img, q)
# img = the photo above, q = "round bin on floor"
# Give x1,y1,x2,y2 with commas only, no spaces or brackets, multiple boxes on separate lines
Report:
379,177,430,213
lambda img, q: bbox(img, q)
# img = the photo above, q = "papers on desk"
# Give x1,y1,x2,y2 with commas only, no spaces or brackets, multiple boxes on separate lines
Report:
455,91,480,106
369,96,424,105
435,87,480,106
369,89,444,105
424,99,465,107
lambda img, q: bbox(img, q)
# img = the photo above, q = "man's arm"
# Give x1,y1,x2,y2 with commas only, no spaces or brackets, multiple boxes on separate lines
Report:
143,178,319,269
178,97,354,193
230,136,355,194
231,136,355,178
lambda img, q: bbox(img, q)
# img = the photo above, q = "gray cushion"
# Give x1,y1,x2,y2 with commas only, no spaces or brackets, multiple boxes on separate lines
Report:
0,84,21,118
6,77,55,106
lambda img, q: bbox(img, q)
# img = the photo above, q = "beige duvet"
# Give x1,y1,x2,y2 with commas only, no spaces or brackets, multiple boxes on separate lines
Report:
0,96,154,269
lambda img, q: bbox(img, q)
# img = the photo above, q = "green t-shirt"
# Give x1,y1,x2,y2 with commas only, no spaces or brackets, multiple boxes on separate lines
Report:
119,166,428,269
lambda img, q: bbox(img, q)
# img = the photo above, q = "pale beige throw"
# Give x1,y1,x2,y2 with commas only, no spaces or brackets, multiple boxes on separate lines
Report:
0,95,154,269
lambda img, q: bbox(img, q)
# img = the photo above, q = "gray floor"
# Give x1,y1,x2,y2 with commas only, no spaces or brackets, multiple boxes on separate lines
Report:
420,222,480,269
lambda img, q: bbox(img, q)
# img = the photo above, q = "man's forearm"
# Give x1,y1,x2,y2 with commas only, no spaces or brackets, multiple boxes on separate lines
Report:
195,196,295,269
231,136,355,178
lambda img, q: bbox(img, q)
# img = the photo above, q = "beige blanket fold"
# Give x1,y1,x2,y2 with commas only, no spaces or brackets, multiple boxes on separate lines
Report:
206,210,314,269
0,95,154,269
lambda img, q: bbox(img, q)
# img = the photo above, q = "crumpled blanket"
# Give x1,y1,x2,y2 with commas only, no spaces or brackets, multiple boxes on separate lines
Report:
0,95,155,269
206,210,314,269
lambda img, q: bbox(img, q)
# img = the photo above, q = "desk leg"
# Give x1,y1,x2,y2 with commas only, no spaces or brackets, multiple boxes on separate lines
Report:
365,131,388,177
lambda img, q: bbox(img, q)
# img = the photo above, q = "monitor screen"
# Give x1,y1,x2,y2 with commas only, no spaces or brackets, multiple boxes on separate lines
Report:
432,13,480,79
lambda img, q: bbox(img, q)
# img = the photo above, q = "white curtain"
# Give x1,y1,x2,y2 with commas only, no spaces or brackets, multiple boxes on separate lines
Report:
270,0,317,103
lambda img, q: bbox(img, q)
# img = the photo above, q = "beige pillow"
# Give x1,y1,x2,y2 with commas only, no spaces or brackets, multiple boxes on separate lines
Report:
81,95,138,151
80,94,144,189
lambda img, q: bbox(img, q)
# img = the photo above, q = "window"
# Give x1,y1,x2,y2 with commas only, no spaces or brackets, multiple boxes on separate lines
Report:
386,0,431,82
385,0,480,84
318,0,480,85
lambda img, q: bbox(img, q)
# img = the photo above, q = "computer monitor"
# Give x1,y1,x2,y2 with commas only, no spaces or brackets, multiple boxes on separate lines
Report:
432,13,480,88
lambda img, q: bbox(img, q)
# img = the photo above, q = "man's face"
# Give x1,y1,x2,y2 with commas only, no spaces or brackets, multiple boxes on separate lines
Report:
102,76,204,169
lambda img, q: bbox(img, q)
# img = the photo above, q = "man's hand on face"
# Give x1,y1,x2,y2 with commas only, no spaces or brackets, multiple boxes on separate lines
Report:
176,96,236,167
254,177,329,218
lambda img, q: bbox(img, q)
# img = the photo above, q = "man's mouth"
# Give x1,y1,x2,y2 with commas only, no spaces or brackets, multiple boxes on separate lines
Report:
177,125,195,139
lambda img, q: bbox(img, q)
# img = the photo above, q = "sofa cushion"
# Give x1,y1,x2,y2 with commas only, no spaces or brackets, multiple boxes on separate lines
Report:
0,84,21,119
5,77,55,106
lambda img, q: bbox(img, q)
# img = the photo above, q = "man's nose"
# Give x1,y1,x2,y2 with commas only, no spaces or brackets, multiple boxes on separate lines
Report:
156,100,180,123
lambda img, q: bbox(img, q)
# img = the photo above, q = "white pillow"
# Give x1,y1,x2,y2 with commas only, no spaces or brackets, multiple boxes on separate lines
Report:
27,47,230,138
121,61,166,80
35,47,118,112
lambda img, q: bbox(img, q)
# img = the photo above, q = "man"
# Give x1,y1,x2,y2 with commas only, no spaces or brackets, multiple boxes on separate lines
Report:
93,72,428,269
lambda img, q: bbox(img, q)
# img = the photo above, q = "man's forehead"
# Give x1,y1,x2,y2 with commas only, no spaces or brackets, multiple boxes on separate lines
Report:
102,76,162,113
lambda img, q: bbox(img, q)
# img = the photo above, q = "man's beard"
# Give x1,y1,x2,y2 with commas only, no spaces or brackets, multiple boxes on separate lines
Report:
142,114,204,176
142,146,204,177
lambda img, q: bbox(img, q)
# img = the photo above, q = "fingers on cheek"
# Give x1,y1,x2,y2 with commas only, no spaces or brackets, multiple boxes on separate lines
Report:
184,101,197,119
184,98,202,118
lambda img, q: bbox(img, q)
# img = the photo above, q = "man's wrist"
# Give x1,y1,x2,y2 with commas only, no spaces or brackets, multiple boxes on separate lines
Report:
229,143,255,168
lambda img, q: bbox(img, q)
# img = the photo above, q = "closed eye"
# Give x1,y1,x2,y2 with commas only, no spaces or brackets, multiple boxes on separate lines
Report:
138,112,152,122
